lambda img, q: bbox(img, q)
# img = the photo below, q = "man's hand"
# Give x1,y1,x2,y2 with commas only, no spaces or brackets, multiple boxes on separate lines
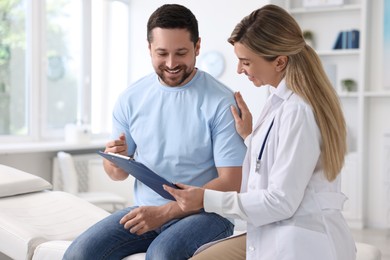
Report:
103,133,129,180
119,206,170,235
104,133,128,155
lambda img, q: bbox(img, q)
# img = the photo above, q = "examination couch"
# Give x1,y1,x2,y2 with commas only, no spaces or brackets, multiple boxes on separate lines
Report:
0,164,381,260
0,164,145,260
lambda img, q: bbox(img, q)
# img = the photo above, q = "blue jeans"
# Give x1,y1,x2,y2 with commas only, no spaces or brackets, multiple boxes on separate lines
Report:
63,206,234,260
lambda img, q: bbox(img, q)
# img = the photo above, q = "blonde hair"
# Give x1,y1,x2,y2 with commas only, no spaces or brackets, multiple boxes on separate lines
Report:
228,4,346,181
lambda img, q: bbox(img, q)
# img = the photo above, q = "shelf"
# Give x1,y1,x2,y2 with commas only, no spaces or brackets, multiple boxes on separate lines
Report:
317,49,360,56
290,4,361,14
339,92,359,98
364,91,390,97
338,91,390,98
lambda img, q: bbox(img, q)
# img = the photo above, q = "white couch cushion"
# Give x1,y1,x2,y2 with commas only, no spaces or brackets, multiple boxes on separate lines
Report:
0,164,52,197
13,218,384,260
30,237,382,260
0,191,109,260
32,241,72,260
33,240,146,260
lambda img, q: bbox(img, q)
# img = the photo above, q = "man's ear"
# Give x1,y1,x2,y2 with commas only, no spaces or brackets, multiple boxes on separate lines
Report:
195,37,201,56
275,56,288,72
148,42,153,57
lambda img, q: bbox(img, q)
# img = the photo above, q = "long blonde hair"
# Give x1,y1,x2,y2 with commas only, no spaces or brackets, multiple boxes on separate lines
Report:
228,4,346,181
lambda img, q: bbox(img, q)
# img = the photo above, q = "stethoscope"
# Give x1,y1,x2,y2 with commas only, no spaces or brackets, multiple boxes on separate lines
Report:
255,118,275,173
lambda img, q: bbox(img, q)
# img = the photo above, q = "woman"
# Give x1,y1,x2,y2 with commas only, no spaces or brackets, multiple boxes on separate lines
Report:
164,4,356,260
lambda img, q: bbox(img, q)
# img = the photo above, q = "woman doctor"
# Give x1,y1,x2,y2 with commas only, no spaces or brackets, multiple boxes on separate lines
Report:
164,4,356,260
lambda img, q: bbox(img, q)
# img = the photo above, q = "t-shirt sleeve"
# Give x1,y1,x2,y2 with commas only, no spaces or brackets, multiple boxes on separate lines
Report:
211,103,246,167
110,95,137,156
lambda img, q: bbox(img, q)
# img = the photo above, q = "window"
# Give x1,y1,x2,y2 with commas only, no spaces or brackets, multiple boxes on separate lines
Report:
0,0,27,137
44,0,82,135
0,0,129,141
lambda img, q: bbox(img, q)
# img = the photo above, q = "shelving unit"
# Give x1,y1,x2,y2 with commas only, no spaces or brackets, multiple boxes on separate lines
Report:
271,0,369,228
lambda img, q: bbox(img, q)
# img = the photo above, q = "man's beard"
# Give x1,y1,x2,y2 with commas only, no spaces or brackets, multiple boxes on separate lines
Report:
157,65,194,87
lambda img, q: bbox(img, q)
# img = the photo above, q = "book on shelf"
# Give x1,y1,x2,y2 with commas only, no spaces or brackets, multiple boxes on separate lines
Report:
347,30,360,49
333,30,360,50
333,31,343,49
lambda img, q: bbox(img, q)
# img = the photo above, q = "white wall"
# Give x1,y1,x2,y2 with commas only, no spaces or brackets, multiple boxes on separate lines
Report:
365,0,390,228
127,0,269,121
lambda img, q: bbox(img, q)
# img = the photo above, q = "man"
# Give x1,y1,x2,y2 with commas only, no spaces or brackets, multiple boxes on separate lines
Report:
63,4,246,260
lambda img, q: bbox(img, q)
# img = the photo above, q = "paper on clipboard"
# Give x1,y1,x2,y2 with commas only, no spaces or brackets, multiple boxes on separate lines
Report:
97,151,178,200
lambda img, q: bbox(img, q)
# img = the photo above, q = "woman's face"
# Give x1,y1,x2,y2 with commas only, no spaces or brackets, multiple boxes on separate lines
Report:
234,42,283,87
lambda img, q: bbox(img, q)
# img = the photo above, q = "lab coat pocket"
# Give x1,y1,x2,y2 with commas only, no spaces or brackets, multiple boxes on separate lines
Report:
276,225,334,260
247,160,266,191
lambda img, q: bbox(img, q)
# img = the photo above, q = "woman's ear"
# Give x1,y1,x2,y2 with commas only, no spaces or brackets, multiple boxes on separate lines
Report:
275,56,288,72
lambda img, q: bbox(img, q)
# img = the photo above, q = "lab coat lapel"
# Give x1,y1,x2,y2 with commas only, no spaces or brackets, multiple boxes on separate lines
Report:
253,100,272,132
252,80,293,135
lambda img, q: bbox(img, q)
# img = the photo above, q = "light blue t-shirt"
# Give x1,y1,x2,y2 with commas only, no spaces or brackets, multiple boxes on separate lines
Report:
111,70,246,206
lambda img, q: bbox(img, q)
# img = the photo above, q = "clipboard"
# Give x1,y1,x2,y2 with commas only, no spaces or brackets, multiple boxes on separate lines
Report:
97,151,178,200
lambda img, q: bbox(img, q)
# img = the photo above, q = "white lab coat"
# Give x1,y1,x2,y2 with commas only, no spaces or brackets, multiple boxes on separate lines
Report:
203,80,356,260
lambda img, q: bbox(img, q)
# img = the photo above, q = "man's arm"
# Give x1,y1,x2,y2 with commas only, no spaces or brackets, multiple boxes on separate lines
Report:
203,166,242,192
103,133,130,181
120,166,242,235
103,160,128,181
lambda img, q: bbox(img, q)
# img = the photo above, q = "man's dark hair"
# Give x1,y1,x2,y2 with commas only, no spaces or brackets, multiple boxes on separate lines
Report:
147,4,199,45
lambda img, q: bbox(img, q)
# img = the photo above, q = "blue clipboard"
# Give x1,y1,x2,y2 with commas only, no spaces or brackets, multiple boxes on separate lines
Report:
97,151,178,200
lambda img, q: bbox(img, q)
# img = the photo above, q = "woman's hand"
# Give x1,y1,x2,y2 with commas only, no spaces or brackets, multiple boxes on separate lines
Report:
163,183,205,212
231,92,253,140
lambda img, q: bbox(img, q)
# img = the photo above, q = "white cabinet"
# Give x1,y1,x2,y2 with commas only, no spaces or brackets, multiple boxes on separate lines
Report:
270,0,369,228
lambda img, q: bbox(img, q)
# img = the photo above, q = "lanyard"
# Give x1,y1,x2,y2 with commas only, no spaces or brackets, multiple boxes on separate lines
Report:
255,118,275,173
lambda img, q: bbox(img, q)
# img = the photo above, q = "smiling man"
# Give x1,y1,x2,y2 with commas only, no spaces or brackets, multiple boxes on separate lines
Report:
149,27,197,87
63,4,246,260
